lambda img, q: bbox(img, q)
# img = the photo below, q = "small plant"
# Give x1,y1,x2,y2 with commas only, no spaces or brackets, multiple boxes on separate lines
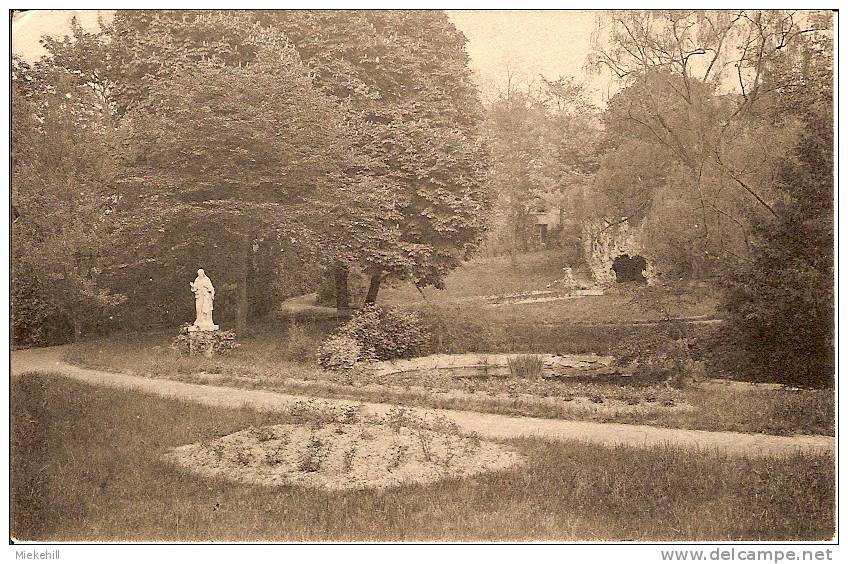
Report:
297,434,324,473
507,354,545,379
417,428,433,461
478,355,490,377
233,447,252,467
283,321,318,361
588,393,605,404
210,443,226,459
388,441,409,470
248,426,277,442
359,425,375,441
265,444,287,466
438,436,457,470
624,394,642,406
463,431,481,456
385,407,412,434
342,445,357,473
338,404,360,424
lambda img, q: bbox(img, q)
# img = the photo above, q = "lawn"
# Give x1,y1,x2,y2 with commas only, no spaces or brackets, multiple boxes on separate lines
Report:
65,324,835,437
377,249,583,303
377,250,720,323
11,374,835,541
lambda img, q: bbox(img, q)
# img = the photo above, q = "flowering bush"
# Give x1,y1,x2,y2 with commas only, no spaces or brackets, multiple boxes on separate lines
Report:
171,325,239,356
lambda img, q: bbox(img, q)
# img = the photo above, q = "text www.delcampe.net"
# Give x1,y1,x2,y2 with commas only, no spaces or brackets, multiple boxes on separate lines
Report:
660,549,834,562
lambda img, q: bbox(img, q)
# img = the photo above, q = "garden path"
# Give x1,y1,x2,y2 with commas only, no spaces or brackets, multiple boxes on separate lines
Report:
12,346,834,458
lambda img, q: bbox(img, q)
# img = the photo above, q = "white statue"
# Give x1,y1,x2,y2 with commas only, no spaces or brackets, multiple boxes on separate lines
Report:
562,266,577,290
190,269,218,331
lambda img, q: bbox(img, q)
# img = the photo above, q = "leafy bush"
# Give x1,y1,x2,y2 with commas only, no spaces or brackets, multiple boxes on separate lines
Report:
318,335,367,371
715,107,833,388
318,306,429,369
11,276,75,348
171,326,239,356
614,323,698,388
339,305,430,360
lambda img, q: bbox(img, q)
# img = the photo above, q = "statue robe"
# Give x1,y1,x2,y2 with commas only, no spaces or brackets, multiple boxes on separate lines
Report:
191,274,215,328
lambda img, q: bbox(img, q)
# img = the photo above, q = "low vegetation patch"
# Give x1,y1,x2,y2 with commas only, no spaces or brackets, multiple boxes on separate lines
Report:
165,417,523,491
507,354,545,379
64,324,835,437
12,374,834,541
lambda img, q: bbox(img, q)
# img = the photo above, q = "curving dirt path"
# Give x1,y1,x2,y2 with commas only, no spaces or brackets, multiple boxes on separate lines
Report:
12,346,835,458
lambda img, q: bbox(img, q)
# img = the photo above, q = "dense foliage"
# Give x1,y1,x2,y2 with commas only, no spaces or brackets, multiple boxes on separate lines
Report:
715,30,834,387
319,305,430,369
11,57,121,345
483,78,601,255
11,10,490,343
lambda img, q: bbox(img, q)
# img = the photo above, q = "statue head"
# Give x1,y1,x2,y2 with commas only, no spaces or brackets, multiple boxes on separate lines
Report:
197,269,205,277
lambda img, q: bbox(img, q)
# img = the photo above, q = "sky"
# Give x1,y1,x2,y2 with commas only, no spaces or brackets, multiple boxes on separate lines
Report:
447,10,613,103
11,9,615,104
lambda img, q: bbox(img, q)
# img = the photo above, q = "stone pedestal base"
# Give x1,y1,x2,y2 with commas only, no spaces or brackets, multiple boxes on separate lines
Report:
188,324,219,333
173,326,237,357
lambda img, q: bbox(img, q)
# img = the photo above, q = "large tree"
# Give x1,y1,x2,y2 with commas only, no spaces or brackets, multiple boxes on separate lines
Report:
112,15,376,331
11,57,121,344
260,10,491,305
43,10,492,310
716,24,834,387
587,10,831,277
31,12,382,330
483,76,601,256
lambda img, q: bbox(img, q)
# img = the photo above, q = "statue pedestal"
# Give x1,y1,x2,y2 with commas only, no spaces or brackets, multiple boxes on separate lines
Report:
173,325,237,357
188,324,219,333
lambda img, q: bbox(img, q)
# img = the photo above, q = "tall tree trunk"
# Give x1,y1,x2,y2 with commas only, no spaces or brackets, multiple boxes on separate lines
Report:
235,235,250,333
334,264,350,311
364,271,382,305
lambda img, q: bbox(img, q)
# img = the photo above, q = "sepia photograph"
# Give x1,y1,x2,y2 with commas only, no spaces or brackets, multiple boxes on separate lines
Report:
7,3,838,549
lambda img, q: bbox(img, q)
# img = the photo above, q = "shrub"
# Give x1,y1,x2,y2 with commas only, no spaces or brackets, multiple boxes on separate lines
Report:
171,326,239,356
615,323,694,388
318,335,367,371
339,305,430,361
714,74,833,389
507,354,544,378
318,306,430,369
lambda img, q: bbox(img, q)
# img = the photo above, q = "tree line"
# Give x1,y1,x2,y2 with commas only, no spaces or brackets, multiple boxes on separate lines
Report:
480,10,833,385
12,9,834,386
12,10,491,344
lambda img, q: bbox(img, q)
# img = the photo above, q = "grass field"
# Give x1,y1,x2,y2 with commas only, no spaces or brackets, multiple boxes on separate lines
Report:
11,374,835,541
378,251,719,319
59,252,833,438
378,249,581,303
65,326,835,437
